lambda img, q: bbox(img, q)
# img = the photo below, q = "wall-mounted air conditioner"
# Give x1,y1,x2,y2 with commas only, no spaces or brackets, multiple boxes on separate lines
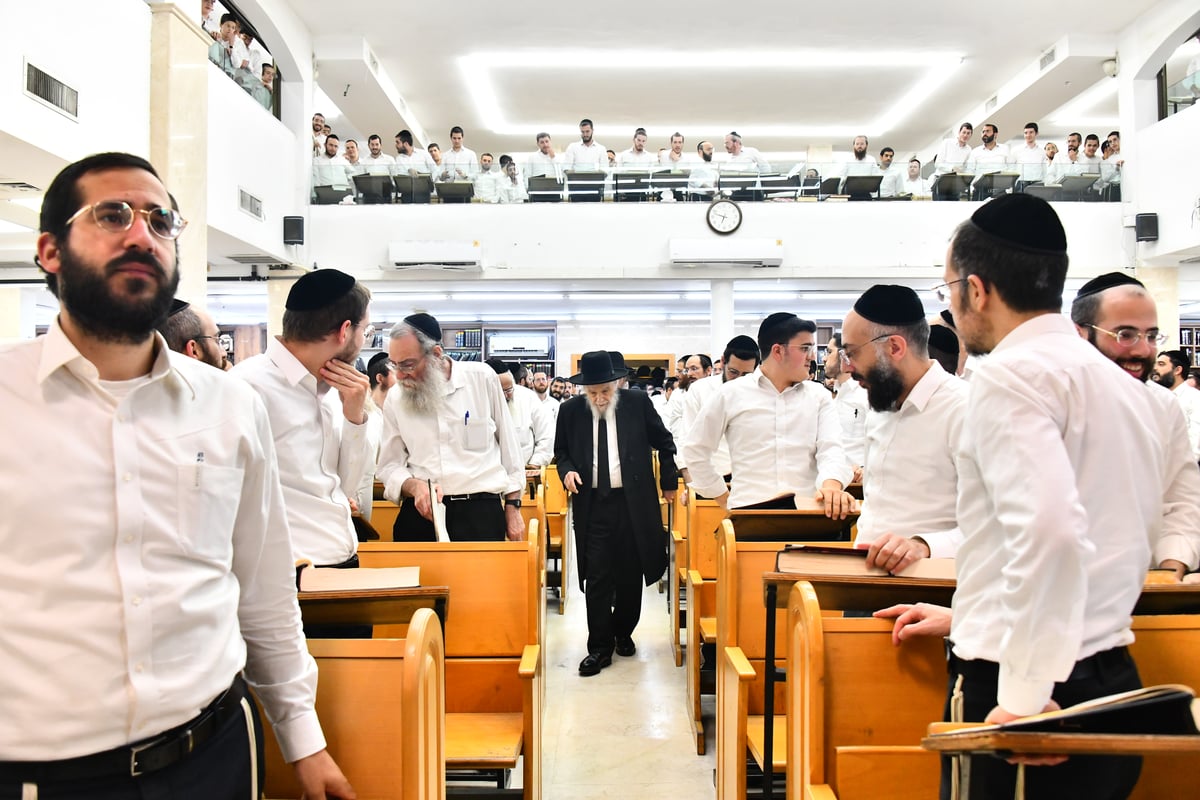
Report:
387,240,482,271
668,238,783,268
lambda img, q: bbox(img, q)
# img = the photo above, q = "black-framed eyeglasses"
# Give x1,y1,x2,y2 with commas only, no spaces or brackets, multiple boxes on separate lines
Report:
65,201,188,240
193,335,222,343
932,279,966,303
1090,325,1167,348
839,333,892,364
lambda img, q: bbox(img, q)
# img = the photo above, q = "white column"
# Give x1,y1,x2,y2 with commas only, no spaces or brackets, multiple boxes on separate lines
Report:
267,278,295,339
0,287,39,341
709,279,734,362
1136,265,1180,348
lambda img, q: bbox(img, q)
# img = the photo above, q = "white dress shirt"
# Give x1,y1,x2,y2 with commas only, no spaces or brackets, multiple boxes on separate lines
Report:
967,143,1011,174
377,359,525,500
678,374,732,477
855,362,966,556
0,323,322,762
1171,381,1200,460
474,168,502,202
723,147,771,173
900,175,933,196
508,384,554,467
230,338,370,565
839,155,879,182
355,407,385,522
395,149,437,174
617,148,658,169
951,314,1168,716
934,138,972,174
832,376,869,467
1073,152,1103,171
659,149,688,166
683,368,853,508
312,153,350,188
496,176,528,204
1146,382,1200,570
359,152,396,176
1011,142,1048,182
524,150,563,182
564,140,609,171
590,405,623,490
439,146,478,181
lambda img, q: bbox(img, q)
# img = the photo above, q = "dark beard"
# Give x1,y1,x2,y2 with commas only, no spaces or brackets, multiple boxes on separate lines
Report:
57,243,178,344
856,361,906,412
1148,369,1171,386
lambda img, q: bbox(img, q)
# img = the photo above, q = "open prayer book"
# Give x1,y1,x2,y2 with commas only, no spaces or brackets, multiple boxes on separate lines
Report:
429,478,449,542
924,685,1200,755
296,560,420,592
775,543,956,580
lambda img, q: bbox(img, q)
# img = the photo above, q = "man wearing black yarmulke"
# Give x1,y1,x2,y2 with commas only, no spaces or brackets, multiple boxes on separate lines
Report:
231,268,374,571
894,195,1172,800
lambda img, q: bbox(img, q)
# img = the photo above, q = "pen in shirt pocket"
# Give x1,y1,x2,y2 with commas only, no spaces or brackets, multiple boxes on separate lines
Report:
464,411,470,425
194,451,205,488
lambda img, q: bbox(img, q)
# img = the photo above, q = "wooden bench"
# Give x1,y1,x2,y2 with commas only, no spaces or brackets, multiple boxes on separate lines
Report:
260,607,446,800
361,534,544,799
543,464,570,615
783,581,1200,800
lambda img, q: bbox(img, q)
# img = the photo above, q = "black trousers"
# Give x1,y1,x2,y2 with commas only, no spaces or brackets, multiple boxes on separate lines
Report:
0,687,264,800
584,489,644,656
941,646,1142,800
393,496,505,542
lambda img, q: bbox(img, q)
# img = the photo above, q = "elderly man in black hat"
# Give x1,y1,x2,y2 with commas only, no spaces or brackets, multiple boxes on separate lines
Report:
838,285,968,574
554,351,678,676
376,313,526,542
888,195,1173,800
231,268,373,570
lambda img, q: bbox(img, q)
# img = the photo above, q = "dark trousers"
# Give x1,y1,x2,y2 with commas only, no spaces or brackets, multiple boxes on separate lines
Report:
941,646,1142,800
0,686,264,800
393,496,505,542
584,489,643,656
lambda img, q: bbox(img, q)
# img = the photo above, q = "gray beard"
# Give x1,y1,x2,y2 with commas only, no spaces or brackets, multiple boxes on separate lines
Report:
398,356,448,414
586,387,620,421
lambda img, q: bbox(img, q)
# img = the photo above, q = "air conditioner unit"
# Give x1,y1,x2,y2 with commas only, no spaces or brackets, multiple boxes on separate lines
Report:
668,238,783,268
387,240,482,271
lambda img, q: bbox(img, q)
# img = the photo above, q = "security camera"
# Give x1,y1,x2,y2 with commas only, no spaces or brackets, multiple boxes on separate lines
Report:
1102,58,1118,78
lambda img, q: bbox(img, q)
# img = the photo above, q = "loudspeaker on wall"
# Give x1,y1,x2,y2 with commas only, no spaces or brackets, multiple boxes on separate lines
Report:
1134,213,1158,242
283,216,304,245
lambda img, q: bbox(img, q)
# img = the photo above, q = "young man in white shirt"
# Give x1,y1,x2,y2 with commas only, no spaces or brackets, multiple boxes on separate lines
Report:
1012,121,1049,186
439,125,477,181
899,157,932,196
1,151,352,798
525,132,563,185
839,285,968,573
617,127,658,169
359,133,396,175
967,122,1011,198
683,312,855,518
563,118,608,172
312,134,351,191
1153,348,1200,461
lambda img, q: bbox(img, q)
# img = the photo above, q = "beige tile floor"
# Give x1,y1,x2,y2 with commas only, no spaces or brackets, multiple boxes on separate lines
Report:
539,555,717,799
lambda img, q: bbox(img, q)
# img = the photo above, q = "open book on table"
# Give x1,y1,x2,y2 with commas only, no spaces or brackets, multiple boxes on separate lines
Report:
775,543,956,580
296,561,420,592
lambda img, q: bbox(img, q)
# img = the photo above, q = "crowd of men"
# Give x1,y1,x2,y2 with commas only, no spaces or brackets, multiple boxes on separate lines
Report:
310,116,1125,204
6,144,1199,800
202,1,275,111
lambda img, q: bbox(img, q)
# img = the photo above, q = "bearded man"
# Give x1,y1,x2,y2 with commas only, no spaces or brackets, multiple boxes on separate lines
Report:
376,313,526,542
554,351,678,676
838,284,968,573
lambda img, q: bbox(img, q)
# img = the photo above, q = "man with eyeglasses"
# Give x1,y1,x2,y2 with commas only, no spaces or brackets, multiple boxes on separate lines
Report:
488,358,554,478
823,334,868,474
1152,349,1200,461
377,314,526,543
839,285,968,575
0,152,353,798
231,269,374,580
159,299,229,370
885,195,1174,800
683,313,854,518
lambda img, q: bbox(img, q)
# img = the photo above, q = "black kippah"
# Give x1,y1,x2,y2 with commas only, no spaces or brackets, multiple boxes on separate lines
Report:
404,312,442,343
759,312,797,341
853,285,925,325
968,194,1067,255
169,298,190,317
286,269,356,311
367,351,389,369
928,324,959,354
939,309,956,330
1075,271,1145,300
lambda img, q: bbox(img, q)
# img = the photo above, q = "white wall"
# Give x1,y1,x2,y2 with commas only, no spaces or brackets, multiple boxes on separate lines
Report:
0,0,150,162
1132,106,1200,263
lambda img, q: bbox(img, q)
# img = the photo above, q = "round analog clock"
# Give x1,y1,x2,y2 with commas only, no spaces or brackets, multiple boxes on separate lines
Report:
706,198,742,235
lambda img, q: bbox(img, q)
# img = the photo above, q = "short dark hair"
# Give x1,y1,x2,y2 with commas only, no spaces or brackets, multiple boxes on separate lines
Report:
671,132,684,142
282,281,371,342
579,118,593,128
536,132,550,142
687,353,712,371
450,126,464,137
829,333,843,349
427,142,439,151
983,122,998,134
38,152,167,295
1085,133,1100,145
606,149,615,157
325,133,339,142
1024,122,1039,133
368,134,381,143
723,339,760,366
634,127,647,138
220,12,238,26
1107,130,1120,139
949,221,1068,313
1068,131,1082,141
499,154,513,167
159,306,203,354
397,130,414,145
959,122,973,133
481,152,493,160
880,147,894,157
758,316,816,356
909,157,921,166
868,318,931,359
1159,350,1190,378
367,357,392,388
262,63,274,76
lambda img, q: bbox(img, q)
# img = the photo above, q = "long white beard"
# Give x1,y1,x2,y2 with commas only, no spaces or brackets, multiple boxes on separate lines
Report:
399,356,448,414
585,387,620,421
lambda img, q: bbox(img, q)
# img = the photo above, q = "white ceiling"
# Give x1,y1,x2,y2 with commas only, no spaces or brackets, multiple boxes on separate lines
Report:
291,0,1154,159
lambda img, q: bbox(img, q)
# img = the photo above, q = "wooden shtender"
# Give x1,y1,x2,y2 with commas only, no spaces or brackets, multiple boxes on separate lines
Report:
922,724,1200,756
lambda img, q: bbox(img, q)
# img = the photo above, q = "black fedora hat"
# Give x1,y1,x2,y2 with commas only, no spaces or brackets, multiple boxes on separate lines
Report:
607,351,631,377
570,351,627,385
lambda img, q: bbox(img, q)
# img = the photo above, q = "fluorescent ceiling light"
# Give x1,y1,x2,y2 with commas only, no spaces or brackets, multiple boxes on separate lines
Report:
575,313,667,322
459,49,962,138
735,291,798,301
799,292,868,300
566,293,679,301
451,292,562,301
373,293,449,302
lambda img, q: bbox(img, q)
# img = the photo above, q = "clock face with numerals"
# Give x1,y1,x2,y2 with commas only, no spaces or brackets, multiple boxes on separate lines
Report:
706,199,742,235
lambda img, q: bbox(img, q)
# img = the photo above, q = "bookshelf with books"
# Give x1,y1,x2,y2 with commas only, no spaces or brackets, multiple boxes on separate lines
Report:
1180,323,1200,369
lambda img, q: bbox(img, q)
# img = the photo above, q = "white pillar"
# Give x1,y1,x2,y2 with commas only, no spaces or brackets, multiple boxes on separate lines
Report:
267,278,295,339
1136,265,1180,348
0,287,39,341
709,279,734,362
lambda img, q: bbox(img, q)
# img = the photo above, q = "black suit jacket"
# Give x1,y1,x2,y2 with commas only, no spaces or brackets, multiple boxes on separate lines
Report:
554,389,678,590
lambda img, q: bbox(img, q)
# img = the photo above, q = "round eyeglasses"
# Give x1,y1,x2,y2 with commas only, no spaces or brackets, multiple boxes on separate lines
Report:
1089,325,1167,348
65,201,188,240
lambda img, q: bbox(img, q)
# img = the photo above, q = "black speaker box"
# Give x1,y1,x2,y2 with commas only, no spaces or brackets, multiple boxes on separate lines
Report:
283,215,304,245
1134,213,1158,242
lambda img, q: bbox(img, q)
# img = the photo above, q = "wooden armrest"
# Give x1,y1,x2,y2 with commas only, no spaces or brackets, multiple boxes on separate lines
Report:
672,530,685,543
699,616,717,643
806,786,839,800
687,569,706,586
518,644,540,678
722,645,756,680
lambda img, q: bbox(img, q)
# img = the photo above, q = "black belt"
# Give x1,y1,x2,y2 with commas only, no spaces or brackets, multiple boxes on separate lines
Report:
442,492,500,502
947,642,1133,683
318,553,359,569
0,677,246,783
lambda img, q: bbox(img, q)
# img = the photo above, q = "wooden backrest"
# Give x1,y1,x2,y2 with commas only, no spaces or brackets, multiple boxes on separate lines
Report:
361,540,538,657
261,608,445,800
543,464,567,515
1128,615,1200,799
370,500,400,541
788,581,946,794
687,498,728,578
519,484,546,535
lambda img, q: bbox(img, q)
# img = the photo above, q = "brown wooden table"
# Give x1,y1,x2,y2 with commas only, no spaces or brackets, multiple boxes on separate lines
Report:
298,584,449,629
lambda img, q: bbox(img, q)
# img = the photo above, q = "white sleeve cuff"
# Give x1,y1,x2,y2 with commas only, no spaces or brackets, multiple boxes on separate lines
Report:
997,663,1056,718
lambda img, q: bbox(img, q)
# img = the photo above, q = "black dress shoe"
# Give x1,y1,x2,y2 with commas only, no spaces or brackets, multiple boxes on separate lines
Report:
579,653,612,676
615,636,636,657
